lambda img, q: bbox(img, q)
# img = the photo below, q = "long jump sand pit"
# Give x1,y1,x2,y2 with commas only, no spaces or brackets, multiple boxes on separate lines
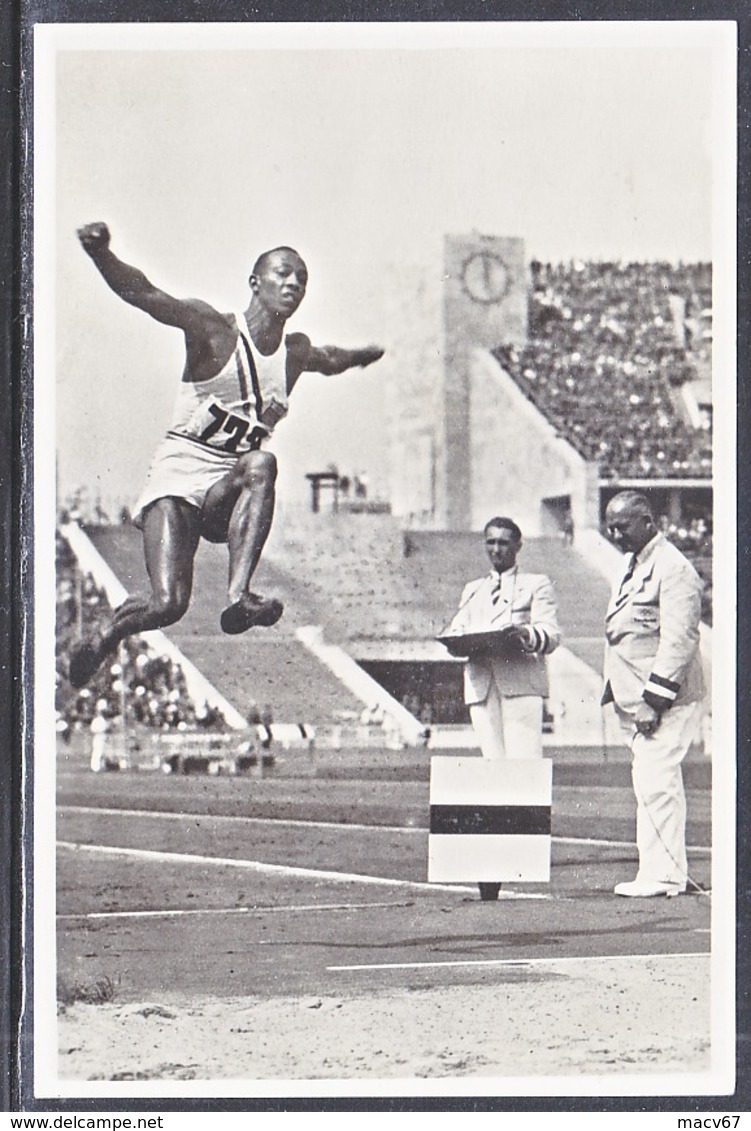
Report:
58,951,710,1084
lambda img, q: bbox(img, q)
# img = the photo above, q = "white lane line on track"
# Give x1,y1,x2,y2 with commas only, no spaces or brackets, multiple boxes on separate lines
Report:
57,805,712,854
554,834,712,855
57,900,415,922
558,836,639,849
56,841,549,900
327,951,710,973
58,805,422,836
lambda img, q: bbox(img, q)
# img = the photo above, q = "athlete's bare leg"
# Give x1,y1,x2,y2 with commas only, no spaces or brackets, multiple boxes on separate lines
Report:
68,498,201,687
200,450,283,634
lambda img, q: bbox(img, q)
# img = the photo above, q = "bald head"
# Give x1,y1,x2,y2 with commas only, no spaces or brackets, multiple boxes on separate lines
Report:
605,491,657,555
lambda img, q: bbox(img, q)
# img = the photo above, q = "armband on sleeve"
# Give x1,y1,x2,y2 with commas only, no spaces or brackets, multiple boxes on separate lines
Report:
524,625,555,654
642,672,680,712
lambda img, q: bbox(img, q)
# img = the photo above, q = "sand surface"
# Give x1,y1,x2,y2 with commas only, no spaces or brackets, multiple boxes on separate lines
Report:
58,954,710,1087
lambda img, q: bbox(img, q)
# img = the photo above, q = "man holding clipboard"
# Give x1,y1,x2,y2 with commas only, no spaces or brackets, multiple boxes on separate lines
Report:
440,517,561,762
434,517,563,900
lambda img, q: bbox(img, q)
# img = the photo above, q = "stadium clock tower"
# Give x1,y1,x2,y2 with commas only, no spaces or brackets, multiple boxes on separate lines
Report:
441,234,528,529
386,232,528,530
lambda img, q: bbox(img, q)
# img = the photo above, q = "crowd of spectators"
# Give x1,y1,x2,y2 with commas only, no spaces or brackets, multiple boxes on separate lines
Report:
400,693,436,727
55,530,226,741
59,490,133,529
492,260,712,480
657,513,712,557
658,513,713,625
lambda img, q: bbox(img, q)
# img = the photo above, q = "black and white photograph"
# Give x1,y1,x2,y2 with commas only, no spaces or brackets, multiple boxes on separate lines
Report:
28,17,737,1105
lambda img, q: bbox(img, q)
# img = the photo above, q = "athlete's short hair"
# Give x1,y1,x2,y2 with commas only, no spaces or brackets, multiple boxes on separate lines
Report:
483,516,522,542
251,246,305,276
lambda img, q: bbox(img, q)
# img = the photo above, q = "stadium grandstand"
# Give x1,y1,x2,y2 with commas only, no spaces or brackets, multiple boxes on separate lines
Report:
488,256,712,624
55,241,713,765
492,259,712,481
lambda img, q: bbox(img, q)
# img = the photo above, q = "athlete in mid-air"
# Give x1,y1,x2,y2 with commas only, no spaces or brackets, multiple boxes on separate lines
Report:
68,222,384,688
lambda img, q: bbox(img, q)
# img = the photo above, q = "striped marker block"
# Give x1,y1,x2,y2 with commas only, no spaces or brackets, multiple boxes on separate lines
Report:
428,757,552,883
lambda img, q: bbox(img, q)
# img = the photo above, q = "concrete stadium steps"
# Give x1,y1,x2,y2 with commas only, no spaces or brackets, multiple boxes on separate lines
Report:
397,528,611,635
267,515,611,670
164,633,364,729
396,529,610,676
85,524,306,638
82,518,612,725
267,511,448,642
84,524,148,599
83,525,368,726
86,517,611,669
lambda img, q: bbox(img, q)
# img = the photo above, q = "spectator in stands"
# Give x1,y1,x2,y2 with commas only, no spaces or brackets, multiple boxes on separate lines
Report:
441,516,561,901
602,491,705,898
55,537,224,739
492,260,712,481
55,712,71,745
68,221,384,689
258,704,274,748
359,703,384,729
89,701,111,772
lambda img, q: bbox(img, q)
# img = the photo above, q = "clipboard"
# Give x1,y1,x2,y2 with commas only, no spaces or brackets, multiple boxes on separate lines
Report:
436,624,517,657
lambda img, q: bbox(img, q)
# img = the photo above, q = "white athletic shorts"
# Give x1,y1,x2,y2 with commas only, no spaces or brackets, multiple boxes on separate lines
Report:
132,435,239,529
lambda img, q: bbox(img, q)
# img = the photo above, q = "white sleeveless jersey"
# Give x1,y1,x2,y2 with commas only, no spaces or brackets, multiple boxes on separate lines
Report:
165,313,289,456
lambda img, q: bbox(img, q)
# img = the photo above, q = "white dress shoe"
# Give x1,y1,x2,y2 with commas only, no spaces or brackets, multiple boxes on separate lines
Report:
614,879,684,898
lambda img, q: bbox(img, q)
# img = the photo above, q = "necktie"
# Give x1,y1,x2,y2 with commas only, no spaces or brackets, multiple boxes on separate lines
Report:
617,554,636,595
491,575,502,604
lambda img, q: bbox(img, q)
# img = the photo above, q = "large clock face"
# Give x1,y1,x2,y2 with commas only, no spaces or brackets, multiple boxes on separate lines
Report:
461,252,510,304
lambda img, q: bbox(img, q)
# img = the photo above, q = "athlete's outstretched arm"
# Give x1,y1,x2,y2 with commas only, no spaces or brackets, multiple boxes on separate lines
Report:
304,342,384,375
77,222,213,331
284,332,384,393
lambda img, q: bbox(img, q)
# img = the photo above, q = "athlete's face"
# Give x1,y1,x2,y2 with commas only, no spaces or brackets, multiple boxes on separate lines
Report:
484,525,521,574
251,250,308,317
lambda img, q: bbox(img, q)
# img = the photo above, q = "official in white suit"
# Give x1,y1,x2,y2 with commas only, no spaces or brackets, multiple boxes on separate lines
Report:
602,491,705,898
444,517,561,901
446,517,561,760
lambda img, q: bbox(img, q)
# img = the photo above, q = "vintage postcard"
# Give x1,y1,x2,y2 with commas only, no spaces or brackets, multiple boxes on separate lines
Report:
25,15,738,1112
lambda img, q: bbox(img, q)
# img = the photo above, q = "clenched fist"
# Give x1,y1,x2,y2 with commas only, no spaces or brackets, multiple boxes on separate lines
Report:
356,345,385,369
77,222,111,256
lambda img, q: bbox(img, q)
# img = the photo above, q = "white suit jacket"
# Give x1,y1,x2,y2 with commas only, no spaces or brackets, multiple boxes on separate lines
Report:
448,568,561,705
602,533,705,716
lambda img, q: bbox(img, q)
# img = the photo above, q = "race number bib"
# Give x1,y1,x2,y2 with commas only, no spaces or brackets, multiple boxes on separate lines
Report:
189,397,269,454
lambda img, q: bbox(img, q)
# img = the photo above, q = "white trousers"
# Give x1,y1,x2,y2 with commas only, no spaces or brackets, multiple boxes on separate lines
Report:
469,683,543,760
617,700,703,887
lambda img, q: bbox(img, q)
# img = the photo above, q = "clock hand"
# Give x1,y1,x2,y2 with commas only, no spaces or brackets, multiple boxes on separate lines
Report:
482,253,491,294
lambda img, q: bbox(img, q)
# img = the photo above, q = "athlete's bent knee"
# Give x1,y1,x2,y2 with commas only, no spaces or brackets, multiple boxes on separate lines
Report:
236,450,277,492
150,591,190,627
